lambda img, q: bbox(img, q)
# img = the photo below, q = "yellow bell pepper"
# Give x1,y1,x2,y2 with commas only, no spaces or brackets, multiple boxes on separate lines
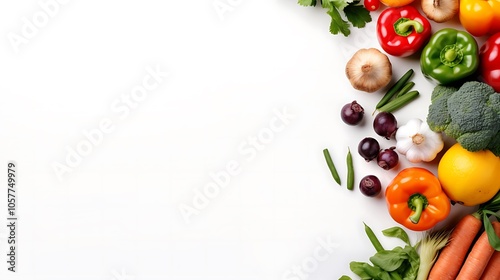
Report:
460,0,500,37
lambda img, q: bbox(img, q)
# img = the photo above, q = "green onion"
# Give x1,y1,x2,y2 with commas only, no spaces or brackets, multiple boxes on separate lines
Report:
376,69,414,110
346,148,354,191
323,148,341,186
378,90,419,113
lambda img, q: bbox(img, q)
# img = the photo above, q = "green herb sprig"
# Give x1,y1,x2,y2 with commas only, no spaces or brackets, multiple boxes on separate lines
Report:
298,0,372,37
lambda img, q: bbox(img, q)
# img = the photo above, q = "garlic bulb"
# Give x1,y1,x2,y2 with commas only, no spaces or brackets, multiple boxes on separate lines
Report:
396,118,444,163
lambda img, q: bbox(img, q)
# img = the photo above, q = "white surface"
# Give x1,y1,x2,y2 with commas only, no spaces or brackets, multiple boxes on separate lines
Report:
0,1,478,279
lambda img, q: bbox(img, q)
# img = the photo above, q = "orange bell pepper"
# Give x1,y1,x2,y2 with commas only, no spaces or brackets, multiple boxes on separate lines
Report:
460,0,500,37
379,0,414,7
385,167,451,231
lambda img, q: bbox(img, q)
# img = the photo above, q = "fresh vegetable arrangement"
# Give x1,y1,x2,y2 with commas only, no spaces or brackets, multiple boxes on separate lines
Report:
299,0,500,278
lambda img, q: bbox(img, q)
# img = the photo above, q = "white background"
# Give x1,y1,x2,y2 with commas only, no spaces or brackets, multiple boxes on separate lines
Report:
0,1,482,279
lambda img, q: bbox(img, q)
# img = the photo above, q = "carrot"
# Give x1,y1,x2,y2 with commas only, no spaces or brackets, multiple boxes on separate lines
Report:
480,250,500,280
428,214,483,280
456,222,500,279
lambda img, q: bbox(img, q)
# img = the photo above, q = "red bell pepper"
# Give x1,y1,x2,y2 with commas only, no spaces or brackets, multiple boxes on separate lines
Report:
376,6,431,57
480,33,500,92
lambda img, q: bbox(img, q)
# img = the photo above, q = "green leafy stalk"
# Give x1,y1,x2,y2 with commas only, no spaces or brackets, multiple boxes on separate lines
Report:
482,210,500,250
477,191,500,250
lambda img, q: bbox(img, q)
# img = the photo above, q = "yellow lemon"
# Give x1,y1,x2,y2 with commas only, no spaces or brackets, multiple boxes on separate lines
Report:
438,143,500,206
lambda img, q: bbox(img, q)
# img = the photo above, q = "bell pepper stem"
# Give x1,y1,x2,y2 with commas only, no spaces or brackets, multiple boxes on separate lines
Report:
409,194,428,224
440,45,464,67
444,48,457,62
394,18,424,36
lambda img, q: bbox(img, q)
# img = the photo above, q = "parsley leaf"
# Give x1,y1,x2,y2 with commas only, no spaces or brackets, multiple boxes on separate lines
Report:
329,0,353,11
297,0,317,6
297,0,372,36
326,6,350,37
343,1,372,28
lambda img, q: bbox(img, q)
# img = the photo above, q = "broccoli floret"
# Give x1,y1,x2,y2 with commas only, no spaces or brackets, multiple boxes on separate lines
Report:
427,85,457,132
487,94,500,156
426,81,500,156
488,131,500,156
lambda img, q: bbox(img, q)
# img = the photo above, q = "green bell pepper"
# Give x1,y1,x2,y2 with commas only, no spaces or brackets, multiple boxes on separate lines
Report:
420,28,479,85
